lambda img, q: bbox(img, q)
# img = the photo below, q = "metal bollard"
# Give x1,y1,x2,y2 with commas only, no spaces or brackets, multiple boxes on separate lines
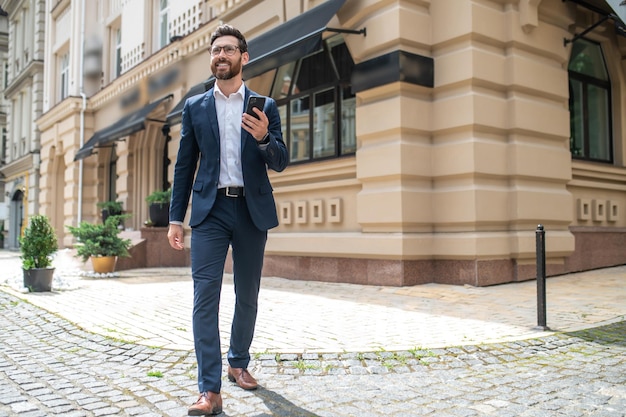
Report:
535,224,549,330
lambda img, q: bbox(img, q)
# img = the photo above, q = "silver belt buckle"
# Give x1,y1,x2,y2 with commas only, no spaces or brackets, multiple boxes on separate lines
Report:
225,187,238,197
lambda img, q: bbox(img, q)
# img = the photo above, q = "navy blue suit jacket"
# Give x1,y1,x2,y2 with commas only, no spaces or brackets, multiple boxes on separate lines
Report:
170,87,289,231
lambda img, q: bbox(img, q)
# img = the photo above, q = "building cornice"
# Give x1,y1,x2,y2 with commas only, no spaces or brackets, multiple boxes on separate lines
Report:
206,0,250,19
37,96,85,131
4,60,44,98
571,161,626,191
0,152,34,181
91,22,215,110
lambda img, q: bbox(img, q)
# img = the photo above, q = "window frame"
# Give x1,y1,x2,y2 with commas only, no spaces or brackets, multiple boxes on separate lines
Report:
1,127,7,164
59,52,69,101
568,38,613,163
114,26,122,78
158,0,169,50
3,62,8,89
268,37,356,166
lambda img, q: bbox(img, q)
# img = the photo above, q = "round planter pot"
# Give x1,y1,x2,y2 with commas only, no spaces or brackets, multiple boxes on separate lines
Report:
102,209,122,224
23,268,55,292
91,256,117,274
149,203,170,227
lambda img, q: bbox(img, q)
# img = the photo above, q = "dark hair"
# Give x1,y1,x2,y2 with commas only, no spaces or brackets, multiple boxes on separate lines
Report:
210,24,248,53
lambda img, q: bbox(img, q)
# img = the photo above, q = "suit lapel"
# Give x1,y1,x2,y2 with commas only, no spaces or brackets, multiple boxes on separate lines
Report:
202,90,220,146
241,88,251,153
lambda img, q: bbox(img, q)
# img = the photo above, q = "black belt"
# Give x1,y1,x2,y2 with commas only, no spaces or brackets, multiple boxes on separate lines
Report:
218,187,245,197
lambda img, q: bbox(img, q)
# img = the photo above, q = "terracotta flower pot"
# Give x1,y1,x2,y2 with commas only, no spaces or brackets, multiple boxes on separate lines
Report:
91,256,117,274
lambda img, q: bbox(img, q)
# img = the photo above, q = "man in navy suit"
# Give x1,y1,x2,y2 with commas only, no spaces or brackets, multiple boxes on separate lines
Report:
167,24,289,416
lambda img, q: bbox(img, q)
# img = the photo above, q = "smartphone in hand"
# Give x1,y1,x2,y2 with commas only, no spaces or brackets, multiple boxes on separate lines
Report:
245,96,266,120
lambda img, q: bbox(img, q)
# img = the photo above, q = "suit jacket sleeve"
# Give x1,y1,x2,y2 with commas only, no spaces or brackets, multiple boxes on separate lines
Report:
169,98,200,224
239,94,289,230
258,97,289,173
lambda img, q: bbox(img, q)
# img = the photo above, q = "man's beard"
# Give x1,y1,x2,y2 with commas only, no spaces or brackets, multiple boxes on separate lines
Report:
212,58,242,80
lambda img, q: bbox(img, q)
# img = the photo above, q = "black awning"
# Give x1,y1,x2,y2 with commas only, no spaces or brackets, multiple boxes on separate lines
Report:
166,0,350,125
165,79,215,125
606,0,626,23
243,0,347,79
75,94,172,161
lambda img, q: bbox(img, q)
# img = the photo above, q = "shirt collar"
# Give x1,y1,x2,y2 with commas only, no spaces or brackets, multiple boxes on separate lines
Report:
213,82,246,100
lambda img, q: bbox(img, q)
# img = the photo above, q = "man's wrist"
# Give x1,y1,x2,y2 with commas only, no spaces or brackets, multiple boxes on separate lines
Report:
258,132,270,144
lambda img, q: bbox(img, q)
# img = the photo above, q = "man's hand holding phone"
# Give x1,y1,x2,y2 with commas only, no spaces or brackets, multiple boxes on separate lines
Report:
242,96,269,142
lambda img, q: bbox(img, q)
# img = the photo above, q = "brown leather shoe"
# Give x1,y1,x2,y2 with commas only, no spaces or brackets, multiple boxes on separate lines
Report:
188,391,222,416
227,366,258,390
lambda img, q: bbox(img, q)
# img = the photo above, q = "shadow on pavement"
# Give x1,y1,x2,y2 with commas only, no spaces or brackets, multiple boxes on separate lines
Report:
250,386,321,417
565,320,626,347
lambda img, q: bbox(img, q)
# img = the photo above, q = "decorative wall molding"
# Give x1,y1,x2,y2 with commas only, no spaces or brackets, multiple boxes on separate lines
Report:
280,198,343,226
607,200,619,222
578,197,621,224
577,198,591,221
520,0,543,32
592,199,606,222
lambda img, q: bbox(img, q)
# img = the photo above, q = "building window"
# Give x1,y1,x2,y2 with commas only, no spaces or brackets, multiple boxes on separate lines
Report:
1,128,7,164
114,27,122,78
268,37,356,164
60,53,69,100
568,38,612,162
158,0,169,49
3,62,8,89
13,14,22,73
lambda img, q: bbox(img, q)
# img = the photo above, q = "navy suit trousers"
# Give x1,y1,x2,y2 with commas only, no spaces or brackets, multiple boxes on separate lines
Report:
190,192,267,394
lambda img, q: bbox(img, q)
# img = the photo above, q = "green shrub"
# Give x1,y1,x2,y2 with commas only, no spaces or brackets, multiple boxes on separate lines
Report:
67,215,132,263
20,215,58,270
96,201,123,213
145,189,171,204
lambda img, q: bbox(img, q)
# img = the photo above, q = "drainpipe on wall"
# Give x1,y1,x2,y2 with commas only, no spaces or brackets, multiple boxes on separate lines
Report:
78,94,85,224
77,0,86,223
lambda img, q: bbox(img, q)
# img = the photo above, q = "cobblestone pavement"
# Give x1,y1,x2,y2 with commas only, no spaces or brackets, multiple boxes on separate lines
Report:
1,248,625,416
1,290,625,417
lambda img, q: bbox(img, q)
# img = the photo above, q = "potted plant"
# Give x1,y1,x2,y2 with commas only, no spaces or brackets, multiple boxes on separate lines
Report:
67,215,132,273
97,200,123,224
20,214,58,292
145,188,171,227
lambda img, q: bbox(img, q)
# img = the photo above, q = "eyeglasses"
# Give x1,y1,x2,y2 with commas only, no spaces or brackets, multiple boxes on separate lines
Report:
210,45,240,56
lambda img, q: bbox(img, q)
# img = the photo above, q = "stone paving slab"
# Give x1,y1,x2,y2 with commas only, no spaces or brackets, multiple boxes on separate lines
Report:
0,249,624,354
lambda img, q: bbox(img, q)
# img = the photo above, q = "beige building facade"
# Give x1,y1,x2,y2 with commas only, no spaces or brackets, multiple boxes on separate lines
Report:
30,0,626,286
0,6,8,247
0,0,46,249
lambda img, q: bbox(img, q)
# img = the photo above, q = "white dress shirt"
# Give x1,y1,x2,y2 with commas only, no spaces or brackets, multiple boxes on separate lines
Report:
214,83,245,188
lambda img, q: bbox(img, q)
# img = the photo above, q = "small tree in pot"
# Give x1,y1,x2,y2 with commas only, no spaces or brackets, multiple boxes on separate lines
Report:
67,214,132,274
20,214,58,292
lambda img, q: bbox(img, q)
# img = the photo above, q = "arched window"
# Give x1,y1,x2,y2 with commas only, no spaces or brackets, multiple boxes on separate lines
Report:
568,39,612,162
